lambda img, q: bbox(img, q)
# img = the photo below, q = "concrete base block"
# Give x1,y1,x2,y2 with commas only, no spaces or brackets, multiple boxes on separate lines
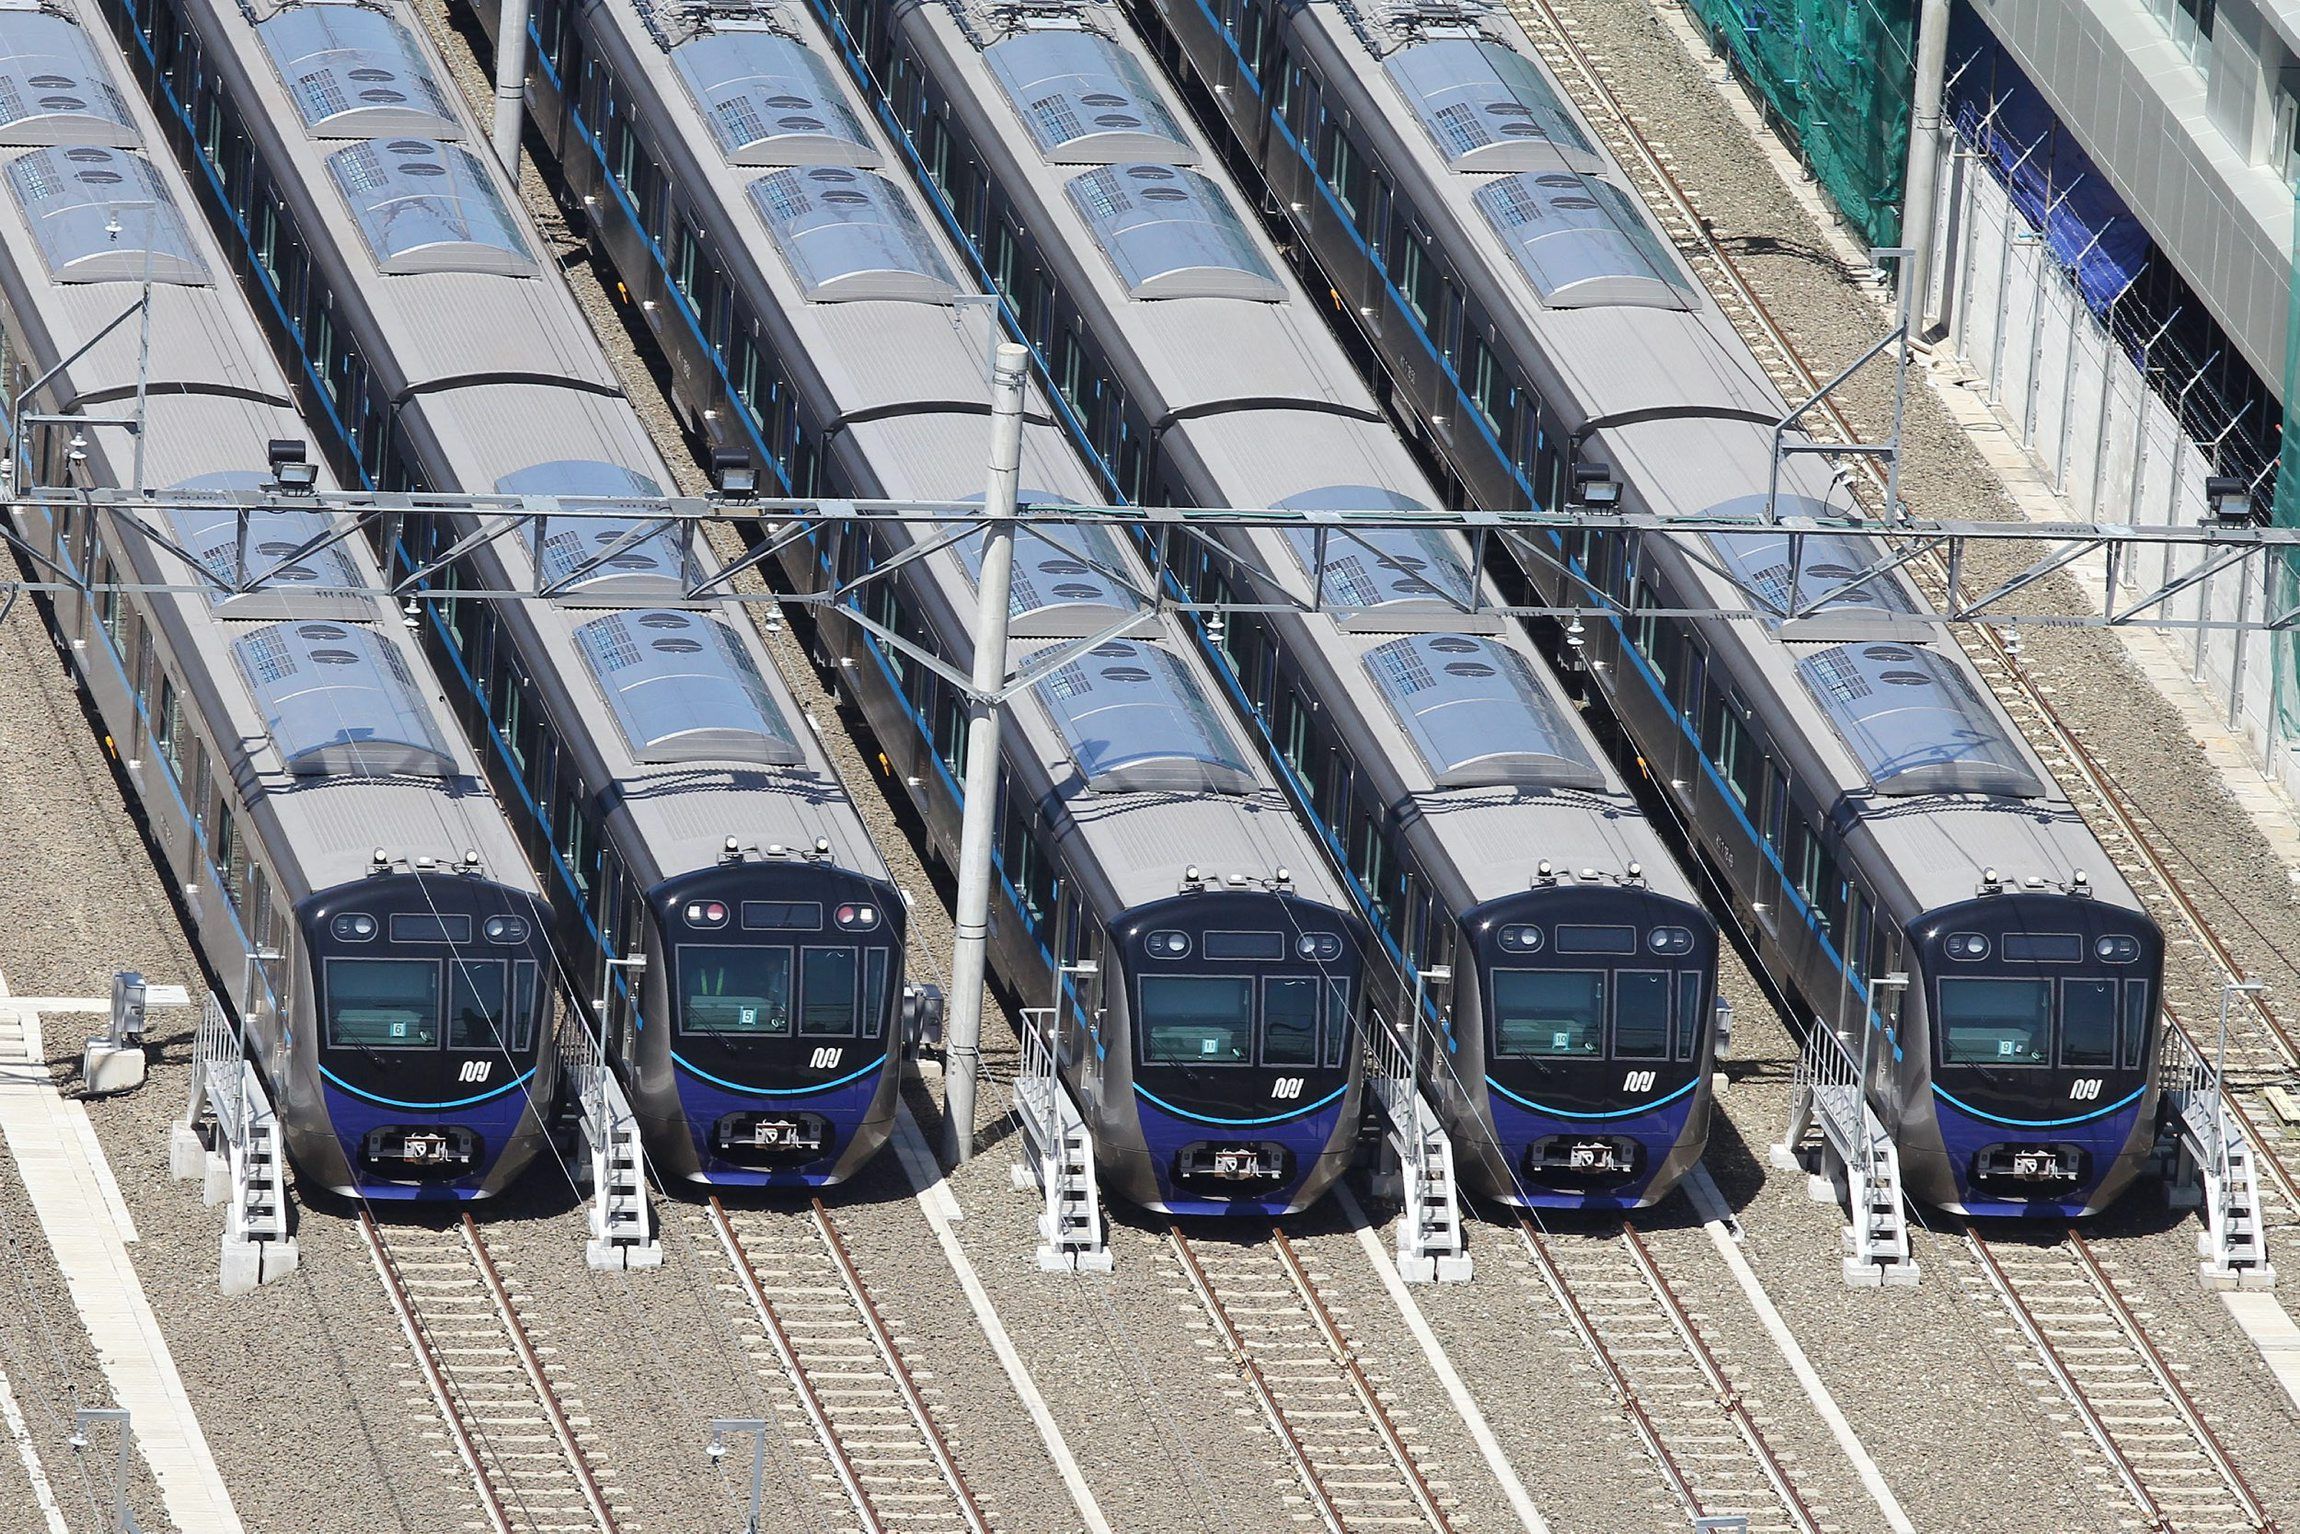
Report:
220,1236,297,1296
1398,1252,1474,1284
586,1238,663,1271
80,1042,144,1096
168,1122,206,1181
200,1151,228,1207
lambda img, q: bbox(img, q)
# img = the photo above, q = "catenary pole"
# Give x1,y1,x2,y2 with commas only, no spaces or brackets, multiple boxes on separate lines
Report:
1899,0,1952,333
942,342,1029,1162
492,0,530,177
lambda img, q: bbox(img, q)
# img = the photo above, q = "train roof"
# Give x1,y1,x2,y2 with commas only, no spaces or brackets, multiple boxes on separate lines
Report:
175,0,893,888
582,0,1349,915
0,0,537,901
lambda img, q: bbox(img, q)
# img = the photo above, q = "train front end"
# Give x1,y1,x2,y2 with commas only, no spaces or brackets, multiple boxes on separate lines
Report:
1904,889,2164,1217
1454,883,1719,1210
1100,890,1366,1217
299,872,557,1200
636,859,907,1187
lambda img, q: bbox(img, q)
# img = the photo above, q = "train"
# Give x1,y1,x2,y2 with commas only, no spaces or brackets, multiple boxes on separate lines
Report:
0,0,558,1198
1139,0,2167,1215
462,0,1378,1215
784,0,1723,1207
96,0,914,1187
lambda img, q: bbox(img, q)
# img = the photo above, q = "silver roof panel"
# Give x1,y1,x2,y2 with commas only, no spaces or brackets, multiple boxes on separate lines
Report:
1385,39,1598,175
574,609,805,767
1703,527,1921,622
944,517,1151,639
1066,165,1280,300
1035,639,1255,794
672,31,877,167
1364,634,1605,790
1793,641,2046,798
232,620,456,776
6,147,206,283
749,166,957,302
984,30,1193,166
1473,171,1693,309
164,498,370,620
327,139,533,275
497,460,698,606
0,12,134,148
257,4,460,139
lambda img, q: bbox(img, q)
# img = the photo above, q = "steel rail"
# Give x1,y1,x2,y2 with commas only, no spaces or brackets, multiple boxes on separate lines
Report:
1267,1229,1457,1534
709,1198,883,1534
460,1216,621,1533
1620,1222,1823,1534
1167,1227,1348,1534
808,1198,991,1534
357,1211,513,1534
2067,1232,2281,1533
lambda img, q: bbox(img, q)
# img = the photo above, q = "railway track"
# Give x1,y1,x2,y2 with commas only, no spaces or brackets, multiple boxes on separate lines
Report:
1167,1225,1454,1534
1510,1214,1822,1534
708,1196,988,1534
358,1211,622,1534
1967,1230,2280,1532
1507,0,2300,1221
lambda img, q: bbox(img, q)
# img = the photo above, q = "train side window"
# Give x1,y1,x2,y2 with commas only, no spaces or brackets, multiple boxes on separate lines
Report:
188,739,210,840
1711,709,1747,805
1631,580,1663,675
155,677,182,780
1763,765,1787,856
1843,887,1869,981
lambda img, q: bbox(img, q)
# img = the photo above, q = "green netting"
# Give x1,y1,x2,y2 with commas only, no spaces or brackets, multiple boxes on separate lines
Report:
2273,192,2300,748
1682,0,1916,246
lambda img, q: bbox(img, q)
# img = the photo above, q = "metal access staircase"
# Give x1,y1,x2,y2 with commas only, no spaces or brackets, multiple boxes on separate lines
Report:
1366,1004,1470,1284
2158,1022,2274,1290
1771,1021,1918,1287
168,994,297,1294
1010,1007,1111,1273
560,1022,661,1270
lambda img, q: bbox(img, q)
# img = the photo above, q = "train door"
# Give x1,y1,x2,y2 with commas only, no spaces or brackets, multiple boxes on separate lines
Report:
1755,762,1787,940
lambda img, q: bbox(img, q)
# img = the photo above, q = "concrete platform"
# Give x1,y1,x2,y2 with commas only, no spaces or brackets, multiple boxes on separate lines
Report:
0,969,243,1534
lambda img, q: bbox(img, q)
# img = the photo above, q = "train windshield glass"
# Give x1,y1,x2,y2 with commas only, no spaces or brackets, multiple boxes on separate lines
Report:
1140,976,1252,1064
1262,978,1320,1065
446,959,540,1053
800,948,859,1037
1938,978,2051,1065
325,958,442,1049
679,946,794,1036
1491,970,1604,1057
1613,971,1671,1059
2061,980,2118,1068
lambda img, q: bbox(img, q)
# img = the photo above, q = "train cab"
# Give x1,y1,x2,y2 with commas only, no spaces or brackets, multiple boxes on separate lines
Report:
1903,888,2164,1215
1452,881,1719,1208
1095,889,1367,1216
635,857,908,1186
299,869,557,1199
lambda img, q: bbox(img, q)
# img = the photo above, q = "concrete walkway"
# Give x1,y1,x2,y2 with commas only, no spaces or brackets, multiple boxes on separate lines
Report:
0,968,243,1534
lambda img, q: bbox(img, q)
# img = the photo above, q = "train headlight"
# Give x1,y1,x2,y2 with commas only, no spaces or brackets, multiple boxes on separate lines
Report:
1148,930,1191,958
833,903,880,931
331,913,378,942
1946,933,1990,960
684,900,730,929
1647,926,1694,955
482,916,528,944
1296,933,1342,962
1498,924,1543,954
2096,935,2140,963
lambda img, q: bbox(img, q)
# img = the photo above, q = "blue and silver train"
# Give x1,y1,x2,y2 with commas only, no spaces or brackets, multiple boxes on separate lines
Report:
1142,0,2167,1214
97,0,913,1185
778,0,1722,1206
462,0,1373,1213
0,0,558,1196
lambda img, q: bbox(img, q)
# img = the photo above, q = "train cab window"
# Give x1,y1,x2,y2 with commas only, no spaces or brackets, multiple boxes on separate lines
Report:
325,958,442,1049
864,950,889,1039
1492,970,1603,1057
1262,977,1321,1065
445,959,510,1051
1938,978,2050,1065
1676,972,1704,1060
2122,983,2154,1069
800,948,859,1036
1140,975,1252,1064
679,946,794,1036
1613,971,1671,1059
2061,979,2117,1067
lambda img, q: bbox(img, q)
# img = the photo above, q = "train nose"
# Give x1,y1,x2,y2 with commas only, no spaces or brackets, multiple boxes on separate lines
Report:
357,1125,485,1181
1172,1141,1297,1196
1970,1142,2089,1194
1522,1134,1645,1187
710,1111,837,1167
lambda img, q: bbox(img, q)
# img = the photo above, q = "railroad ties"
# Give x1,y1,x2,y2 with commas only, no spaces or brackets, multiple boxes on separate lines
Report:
1966,1231,2279,1532
1511,1216,1822,1534
359,1212,624,1534
1168,1226,1456,1533
707,1197,987,1534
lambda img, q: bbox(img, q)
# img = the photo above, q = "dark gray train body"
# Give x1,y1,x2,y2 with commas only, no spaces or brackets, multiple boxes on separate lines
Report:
99,0,910,1185
0,0,558,1198
466,0,1372,1213
1143,0,2166,1214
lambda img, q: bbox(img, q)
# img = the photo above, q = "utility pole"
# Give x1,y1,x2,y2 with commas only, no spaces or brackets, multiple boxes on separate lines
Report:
492,0,530,178
1899,0,1953,334
942,342,1029,1163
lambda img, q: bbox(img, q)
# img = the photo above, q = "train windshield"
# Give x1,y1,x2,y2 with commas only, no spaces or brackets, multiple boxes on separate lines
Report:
1492,969,1703,1060
326,959,441,1049
678,946,889,1039
445,959,541,1052
1139,976,1348,1067
1939,976,2154,1068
